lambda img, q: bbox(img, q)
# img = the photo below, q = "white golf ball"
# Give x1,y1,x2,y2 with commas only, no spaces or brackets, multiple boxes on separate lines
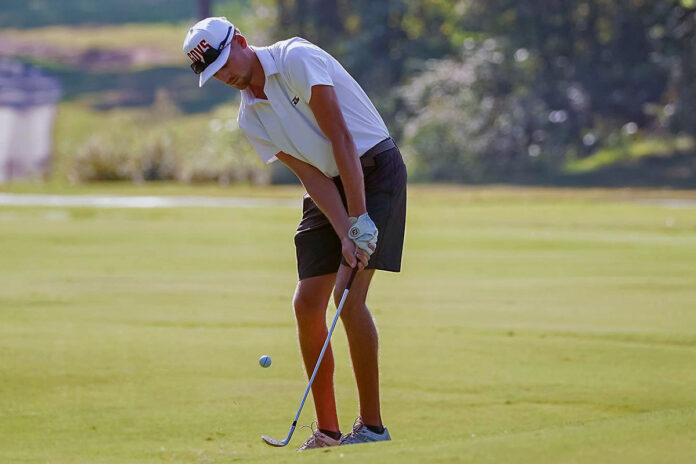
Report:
259,355,272,368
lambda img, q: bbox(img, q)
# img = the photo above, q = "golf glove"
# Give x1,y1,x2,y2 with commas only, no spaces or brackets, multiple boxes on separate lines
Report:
348,213,378,255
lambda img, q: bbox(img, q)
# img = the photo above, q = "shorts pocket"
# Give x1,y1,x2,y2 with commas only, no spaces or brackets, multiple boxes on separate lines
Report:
364,149,396,194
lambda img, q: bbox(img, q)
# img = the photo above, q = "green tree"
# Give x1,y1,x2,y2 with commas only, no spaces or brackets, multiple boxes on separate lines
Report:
273,0,460,95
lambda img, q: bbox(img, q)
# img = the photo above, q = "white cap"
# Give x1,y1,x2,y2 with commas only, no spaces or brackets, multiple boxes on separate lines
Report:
183,17,235,87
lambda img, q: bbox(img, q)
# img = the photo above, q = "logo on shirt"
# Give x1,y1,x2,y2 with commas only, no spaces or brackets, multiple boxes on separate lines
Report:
291,96,300,106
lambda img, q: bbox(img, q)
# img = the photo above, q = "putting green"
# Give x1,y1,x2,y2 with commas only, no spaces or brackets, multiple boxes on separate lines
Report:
1,186,695,463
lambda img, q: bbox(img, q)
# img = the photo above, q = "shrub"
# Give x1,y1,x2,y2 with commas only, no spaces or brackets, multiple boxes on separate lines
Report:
399,39,581,182
134,133,179,182
66,105,269,185
68,135,136,183
177,116,269,185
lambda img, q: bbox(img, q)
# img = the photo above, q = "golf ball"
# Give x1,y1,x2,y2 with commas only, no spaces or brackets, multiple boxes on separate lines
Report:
259,355,272,368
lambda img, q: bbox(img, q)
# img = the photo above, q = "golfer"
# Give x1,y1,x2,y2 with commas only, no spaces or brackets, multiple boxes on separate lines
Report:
183,17,406,450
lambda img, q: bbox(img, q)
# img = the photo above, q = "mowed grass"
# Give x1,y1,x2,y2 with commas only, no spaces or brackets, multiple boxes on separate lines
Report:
1,186,696,463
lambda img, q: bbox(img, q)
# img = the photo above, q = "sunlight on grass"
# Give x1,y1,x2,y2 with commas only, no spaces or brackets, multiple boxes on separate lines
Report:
565,135,695,173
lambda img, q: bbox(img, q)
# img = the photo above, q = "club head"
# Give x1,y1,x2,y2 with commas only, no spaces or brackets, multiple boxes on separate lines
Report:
262,435,288,447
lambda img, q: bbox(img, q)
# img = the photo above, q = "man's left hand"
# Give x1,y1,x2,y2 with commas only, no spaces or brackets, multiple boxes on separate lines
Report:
348,213,378,255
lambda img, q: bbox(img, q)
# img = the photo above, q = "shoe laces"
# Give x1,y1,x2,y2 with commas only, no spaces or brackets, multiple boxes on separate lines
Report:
340,417,367,443
299,421,321,448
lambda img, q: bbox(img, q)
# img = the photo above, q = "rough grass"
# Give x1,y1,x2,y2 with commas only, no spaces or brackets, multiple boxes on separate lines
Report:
1,186,696,463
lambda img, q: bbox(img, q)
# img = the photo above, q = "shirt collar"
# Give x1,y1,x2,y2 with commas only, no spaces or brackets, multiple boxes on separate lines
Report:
252,46,278,77
242,46,277,105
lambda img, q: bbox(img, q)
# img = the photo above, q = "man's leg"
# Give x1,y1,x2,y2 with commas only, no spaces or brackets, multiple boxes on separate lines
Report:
293,273,340,434
333,266,381,427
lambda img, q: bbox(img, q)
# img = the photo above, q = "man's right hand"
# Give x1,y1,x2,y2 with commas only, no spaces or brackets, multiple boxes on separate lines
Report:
341,236,375,270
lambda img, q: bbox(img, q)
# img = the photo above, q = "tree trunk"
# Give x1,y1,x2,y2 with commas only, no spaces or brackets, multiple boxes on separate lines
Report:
198,0,211,19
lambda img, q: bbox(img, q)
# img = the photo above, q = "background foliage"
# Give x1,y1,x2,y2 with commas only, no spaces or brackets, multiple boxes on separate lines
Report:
2,0,695,185
273,0,696,183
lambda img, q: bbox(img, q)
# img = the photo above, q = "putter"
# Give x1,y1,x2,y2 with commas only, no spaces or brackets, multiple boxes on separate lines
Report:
262,266,359,447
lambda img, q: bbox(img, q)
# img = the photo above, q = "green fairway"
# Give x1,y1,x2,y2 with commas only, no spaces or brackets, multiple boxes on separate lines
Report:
1,186,695,463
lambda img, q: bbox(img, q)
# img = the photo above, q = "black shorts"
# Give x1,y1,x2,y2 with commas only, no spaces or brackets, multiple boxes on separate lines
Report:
294,138,407,280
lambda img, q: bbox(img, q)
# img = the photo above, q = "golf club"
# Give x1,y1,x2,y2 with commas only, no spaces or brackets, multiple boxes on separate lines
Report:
262,266,359,447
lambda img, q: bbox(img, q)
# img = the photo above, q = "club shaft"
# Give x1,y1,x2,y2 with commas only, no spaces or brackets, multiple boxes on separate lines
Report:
277,268,358,445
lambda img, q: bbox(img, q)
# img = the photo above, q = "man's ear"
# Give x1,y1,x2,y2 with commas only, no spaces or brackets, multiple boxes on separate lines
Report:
234,33,248,48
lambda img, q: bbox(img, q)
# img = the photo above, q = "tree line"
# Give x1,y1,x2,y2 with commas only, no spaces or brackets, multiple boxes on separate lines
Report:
273,0,696,182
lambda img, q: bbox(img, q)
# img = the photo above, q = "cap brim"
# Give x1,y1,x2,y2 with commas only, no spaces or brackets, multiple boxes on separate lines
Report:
198,45,231,88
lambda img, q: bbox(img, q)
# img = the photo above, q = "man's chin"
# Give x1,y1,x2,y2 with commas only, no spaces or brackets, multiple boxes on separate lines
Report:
232,80,248,90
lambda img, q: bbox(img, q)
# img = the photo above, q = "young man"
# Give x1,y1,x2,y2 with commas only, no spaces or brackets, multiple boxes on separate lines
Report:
183,17,406,450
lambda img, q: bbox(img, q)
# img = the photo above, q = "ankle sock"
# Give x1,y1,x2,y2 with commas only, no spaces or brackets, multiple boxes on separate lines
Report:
365,424,385,434
319,429,342,441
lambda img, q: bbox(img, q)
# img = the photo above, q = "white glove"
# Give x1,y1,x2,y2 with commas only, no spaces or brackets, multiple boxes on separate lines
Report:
348,213,378,255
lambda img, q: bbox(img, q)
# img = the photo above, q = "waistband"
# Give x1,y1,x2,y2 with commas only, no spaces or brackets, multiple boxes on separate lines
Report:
360,138,396,168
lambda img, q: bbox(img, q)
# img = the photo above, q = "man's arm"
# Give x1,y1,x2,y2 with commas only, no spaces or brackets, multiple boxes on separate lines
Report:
276,151,370,269
277,152,351,237
307,85,366,218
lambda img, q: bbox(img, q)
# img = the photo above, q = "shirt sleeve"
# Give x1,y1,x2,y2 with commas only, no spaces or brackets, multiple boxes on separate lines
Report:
245,132,279,164
283,45,334,104
238,109,279,164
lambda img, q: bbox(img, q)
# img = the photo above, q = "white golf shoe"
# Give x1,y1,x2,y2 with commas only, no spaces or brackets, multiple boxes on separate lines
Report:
296,424,341,451
339,417,391,445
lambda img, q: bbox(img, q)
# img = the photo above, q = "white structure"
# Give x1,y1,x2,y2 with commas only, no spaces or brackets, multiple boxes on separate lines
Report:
0,59,61,183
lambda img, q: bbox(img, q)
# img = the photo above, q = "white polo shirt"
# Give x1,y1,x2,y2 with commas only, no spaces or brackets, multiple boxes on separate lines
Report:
237,37,389,178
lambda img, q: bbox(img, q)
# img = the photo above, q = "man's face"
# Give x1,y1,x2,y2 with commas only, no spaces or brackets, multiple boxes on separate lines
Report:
214,36,252,90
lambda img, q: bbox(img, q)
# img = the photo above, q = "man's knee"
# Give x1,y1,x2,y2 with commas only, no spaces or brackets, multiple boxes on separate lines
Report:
294,288,327,324
336,293,368,324
333,287,361,311
333,268,374,306
293,275,334,324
